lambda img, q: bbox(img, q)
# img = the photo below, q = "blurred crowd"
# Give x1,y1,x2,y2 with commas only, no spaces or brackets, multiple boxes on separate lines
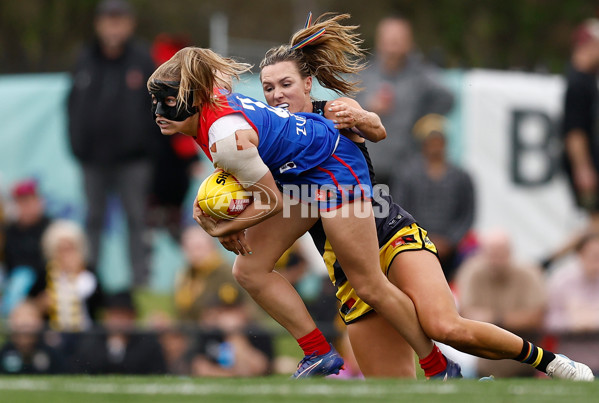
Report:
1,0,599,378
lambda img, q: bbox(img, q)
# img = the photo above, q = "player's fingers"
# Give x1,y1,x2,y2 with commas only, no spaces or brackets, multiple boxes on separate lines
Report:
335,123,352,130
335,113,356,123
235,241,247,256
192,204,202,222
236,232,252,255
328,102,347,112
224,233,247,256
219,238,239,255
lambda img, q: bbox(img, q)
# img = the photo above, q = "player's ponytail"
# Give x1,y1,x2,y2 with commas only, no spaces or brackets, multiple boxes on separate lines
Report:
260,13,366,95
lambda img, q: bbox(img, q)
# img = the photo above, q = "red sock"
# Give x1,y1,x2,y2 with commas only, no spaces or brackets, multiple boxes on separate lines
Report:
297,328,331,356
419,345,448,377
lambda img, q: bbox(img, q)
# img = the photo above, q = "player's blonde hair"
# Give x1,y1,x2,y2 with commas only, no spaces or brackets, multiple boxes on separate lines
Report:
148,47,252,111
259,13,366,95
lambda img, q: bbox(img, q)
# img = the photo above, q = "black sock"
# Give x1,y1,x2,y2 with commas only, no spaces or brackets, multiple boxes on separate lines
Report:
514,339,556,373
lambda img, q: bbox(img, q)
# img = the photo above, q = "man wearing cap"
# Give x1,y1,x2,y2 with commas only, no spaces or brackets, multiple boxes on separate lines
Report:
67,0,159,287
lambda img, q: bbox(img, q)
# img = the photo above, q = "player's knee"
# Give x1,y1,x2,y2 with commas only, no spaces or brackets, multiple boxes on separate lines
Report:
231,263,257,292
424,318,466,345
353,282,384,308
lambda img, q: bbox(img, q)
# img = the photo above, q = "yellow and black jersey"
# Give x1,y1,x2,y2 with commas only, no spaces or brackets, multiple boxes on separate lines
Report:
322,223,437,324
309,100,432,324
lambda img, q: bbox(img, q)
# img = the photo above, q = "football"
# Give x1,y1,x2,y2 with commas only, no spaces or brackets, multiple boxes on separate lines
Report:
197,169,252,219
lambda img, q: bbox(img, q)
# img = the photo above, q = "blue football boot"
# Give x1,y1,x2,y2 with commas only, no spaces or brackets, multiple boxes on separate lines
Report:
428,357,463,380
292,344,345,379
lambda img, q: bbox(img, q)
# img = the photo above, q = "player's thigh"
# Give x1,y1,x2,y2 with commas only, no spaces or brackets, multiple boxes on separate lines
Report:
347,313,416,378
388,250,460,327
320,201,382,286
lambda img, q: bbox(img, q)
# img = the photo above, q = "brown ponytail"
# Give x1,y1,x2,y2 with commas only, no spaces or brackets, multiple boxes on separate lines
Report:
260,13,366,95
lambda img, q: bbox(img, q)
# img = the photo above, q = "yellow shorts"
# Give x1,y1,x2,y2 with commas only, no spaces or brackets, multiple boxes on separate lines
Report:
323,223,438,324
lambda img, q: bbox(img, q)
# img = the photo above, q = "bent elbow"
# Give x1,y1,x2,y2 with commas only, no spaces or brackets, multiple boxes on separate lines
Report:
373,128,387,143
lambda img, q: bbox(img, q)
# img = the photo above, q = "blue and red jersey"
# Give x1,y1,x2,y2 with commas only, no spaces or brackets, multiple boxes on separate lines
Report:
194,90,371,210
195,91,340,180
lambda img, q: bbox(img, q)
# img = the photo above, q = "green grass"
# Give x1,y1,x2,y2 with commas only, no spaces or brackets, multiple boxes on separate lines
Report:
0,376,598,403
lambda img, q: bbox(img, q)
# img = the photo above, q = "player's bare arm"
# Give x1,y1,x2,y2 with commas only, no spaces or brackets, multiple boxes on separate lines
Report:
325,97,386,142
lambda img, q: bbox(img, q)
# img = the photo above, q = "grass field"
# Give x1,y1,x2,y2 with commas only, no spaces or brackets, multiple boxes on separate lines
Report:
0,376,597,403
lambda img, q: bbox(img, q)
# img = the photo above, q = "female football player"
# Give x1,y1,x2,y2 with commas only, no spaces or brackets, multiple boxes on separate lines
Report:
258,12,594,381
148,46,456,379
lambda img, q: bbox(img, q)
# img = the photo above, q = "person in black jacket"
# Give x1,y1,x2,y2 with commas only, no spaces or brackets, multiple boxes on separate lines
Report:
0,301,66,374
70,291,166,374
67,0,159,287
543,19,599,267
1,179,52,317
3,180,51,278
562,19,599,216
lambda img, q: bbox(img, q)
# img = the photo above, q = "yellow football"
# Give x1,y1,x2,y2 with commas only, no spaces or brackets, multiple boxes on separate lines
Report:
197,169,252,219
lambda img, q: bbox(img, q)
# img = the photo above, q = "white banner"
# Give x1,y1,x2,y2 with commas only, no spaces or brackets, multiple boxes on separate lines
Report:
461,70,585,262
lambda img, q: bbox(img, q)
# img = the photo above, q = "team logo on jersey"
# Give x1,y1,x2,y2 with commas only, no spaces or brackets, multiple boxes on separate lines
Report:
424,236,434,246
387,213,404,227
279,161,297,173
391,234,417,248
340,298,357,316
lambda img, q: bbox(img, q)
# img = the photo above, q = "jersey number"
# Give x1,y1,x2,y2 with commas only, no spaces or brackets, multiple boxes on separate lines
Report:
235,95,306,136
236,96,290,118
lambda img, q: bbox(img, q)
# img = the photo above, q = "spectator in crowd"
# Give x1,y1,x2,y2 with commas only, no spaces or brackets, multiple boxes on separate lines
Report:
71,290,166,374
562,18,599,219
544,19,599,268
150,312,192,376
1,179,53,317
171,227,272,377
0,301,65,374
190,281,273,377
354,15,454,187
174,226,247,322
393,114,475,281
545,232,599,374
30,220,102,332
67,0,159,287
455,229,547,378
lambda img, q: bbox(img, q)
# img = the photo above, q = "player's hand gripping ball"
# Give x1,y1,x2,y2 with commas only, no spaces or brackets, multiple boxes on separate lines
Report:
197,169,252,219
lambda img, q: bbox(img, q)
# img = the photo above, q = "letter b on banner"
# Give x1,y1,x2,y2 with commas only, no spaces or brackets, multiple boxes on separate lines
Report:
511,109,558,186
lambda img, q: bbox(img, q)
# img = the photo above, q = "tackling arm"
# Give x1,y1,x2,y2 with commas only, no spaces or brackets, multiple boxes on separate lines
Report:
324,97,387,142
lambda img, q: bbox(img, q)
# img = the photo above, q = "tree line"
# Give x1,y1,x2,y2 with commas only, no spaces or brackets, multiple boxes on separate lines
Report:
0,0,596,74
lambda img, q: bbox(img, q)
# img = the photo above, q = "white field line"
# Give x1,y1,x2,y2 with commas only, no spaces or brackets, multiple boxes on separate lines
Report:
0,379,591,397
0,379,460,396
